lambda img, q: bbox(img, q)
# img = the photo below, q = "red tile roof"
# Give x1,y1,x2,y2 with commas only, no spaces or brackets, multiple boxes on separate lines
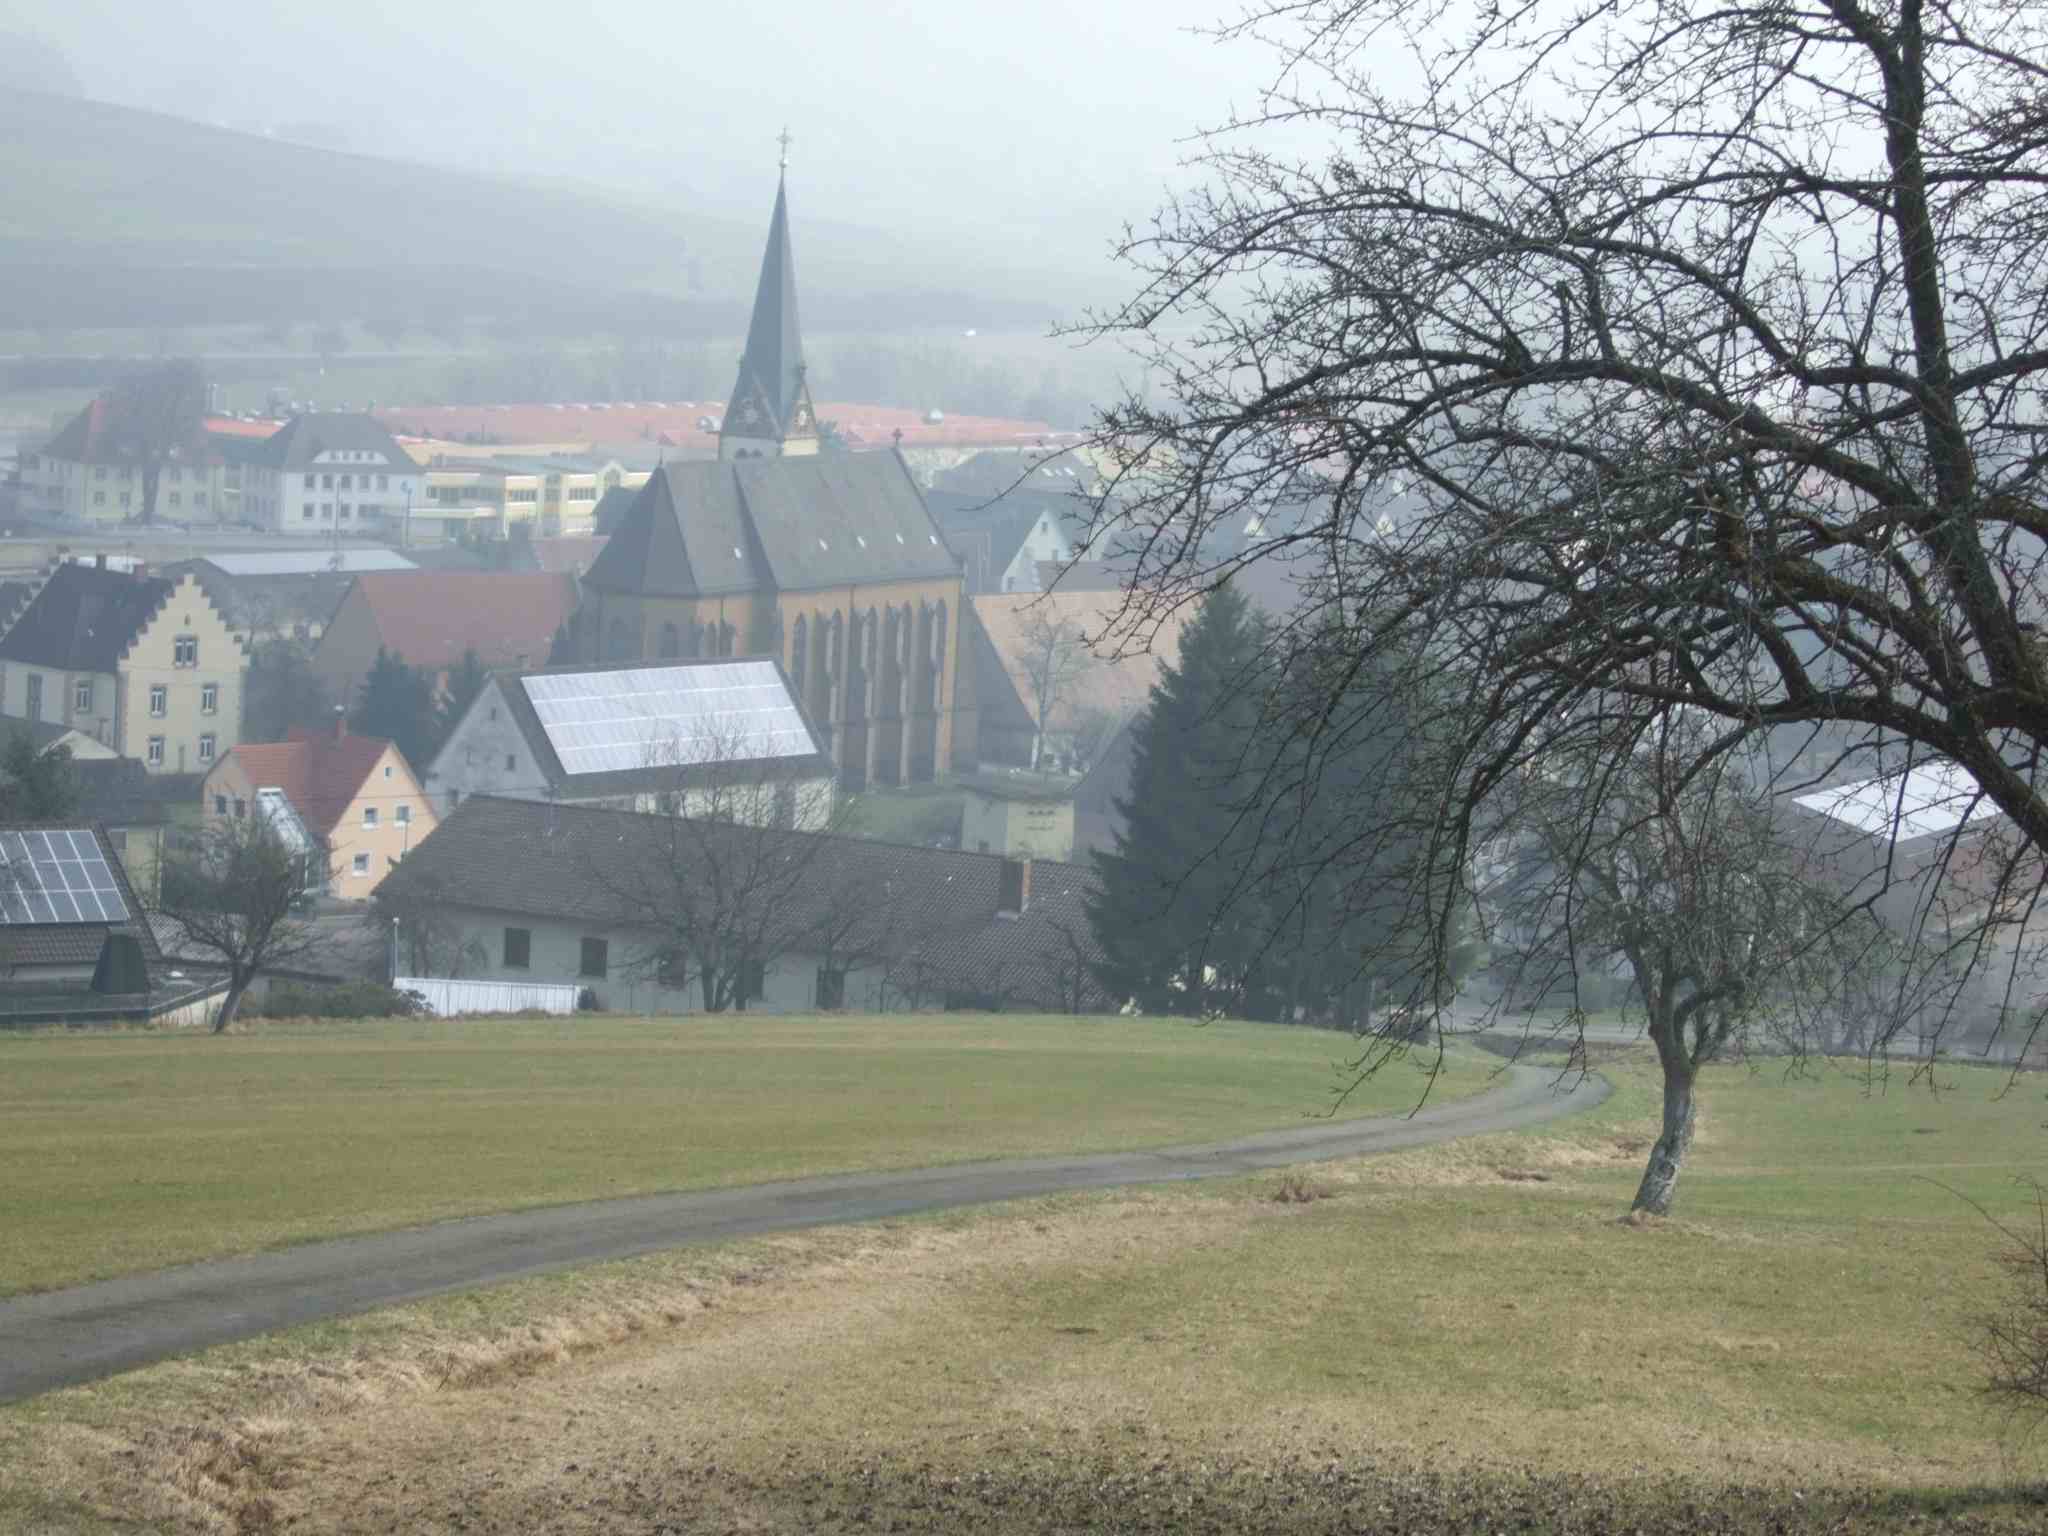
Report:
375,401,1082,454
219,726,393,838
348,570,577,672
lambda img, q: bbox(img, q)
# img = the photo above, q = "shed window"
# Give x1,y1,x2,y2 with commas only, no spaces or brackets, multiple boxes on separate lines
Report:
579,937,609,978
503,927,531,969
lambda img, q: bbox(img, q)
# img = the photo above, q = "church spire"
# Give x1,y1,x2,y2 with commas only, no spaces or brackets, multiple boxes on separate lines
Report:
719,135,818,460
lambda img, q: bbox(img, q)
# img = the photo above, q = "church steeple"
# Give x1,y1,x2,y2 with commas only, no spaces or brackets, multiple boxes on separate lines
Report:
720,137,818,460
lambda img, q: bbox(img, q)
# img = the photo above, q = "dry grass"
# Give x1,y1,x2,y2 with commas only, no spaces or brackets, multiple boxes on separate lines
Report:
7,1048,2048,1534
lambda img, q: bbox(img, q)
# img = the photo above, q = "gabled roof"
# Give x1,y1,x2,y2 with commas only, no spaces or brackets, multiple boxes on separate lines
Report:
383,795,1108,1012
211,725,401,839
929,490,1061,593
447,657,835,800
334,571,579,671
0,564,173,672
42,396,214,469
70,756,171,828
241,413,419,473
0,821,160,970
722,174,815,446
970,591,1195,735
584,453,959,598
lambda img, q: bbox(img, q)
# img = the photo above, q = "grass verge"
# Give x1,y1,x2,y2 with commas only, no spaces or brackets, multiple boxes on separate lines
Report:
0,1011,1479,1296
6,1047,2048,1532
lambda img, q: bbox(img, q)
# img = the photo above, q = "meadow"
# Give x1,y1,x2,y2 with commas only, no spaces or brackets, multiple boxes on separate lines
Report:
0,1012,1475,1296
6,1029,2048,1533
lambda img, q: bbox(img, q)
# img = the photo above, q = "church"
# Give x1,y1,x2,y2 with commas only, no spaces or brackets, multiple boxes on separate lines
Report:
574,166,971,790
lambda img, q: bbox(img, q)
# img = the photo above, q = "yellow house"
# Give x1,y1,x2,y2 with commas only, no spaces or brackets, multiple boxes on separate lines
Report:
0,562,246,775
201,720,436,897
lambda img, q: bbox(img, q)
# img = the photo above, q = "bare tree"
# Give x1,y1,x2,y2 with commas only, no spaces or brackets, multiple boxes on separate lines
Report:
588,722,877,1013
1075,0,2048,1060
104,360,209,526
367,867,486,979
1015,605,1095,770
158,813,321,1032
1487,716,1876,1213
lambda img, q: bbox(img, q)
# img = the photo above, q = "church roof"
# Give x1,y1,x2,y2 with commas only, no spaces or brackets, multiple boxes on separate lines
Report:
583,453,960,599
723,175,812,444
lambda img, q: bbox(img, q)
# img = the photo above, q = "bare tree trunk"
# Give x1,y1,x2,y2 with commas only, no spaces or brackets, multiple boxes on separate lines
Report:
212,974,251,1035
1632,1049,1696,1216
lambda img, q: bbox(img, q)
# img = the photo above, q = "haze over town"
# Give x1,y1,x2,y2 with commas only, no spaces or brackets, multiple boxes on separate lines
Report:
1,2,2045,1533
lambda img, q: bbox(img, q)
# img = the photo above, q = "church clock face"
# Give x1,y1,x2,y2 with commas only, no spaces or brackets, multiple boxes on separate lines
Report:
792,404,813,430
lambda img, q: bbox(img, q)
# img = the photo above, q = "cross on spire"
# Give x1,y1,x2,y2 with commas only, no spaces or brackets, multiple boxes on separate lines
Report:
777,126,793,172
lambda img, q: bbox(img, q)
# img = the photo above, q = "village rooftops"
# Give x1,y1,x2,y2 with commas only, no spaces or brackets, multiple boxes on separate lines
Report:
585,453,959,599
382,794,1108,1014
314,569,578,673
438,657,835,803
207,723,398,841
1789,761,1998,846
0,563,174,673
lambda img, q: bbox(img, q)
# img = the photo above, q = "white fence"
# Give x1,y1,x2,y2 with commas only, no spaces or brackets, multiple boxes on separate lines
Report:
397,977,581,1017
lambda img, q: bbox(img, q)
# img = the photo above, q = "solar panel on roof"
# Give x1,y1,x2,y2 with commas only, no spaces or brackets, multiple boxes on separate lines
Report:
521,661,816,777
0,827,131,925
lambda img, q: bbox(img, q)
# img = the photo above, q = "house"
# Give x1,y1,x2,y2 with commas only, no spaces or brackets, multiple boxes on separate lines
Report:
307,570,580,705
958,769,1076,861
0,717,169,898
426,656,835,823
569,171,972,792
217,413,422,536
200,717,435,896
15,396,221,524
379,794,1109,1016
930,488,1080,596
163,549,416,646
968,591,1192,772
0,822,225,1028
0,560,247,775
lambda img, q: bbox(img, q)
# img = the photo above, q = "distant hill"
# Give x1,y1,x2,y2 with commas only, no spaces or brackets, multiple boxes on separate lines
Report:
0,92,1080,334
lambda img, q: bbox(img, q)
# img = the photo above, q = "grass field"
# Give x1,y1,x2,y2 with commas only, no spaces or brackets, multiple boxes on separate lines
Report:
0,1012,1480,1297
7,1033,2048,1533
8,1043,2048,1534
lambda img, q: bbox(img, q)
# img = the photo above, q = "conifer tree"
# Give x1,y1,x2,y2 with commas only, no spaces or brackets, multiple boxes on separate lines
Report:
351,649,439,772
1088,584,1271,1015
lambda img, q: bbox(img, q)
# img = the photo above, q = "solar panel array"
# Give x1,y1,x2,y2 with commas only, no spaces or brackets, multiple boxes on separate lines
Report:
522,661,817,778
0,829,131,925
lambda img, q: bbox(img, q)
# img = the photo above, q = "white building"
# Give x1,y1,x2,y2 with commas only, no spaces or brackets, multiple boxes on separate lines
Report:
427,656,837,824
217,414,421,535
380,794,1108,1016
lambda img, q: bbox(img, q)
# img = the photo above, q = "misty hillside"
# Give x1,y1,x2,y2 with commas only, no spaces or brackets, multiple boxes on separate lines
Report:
0,92,1084,334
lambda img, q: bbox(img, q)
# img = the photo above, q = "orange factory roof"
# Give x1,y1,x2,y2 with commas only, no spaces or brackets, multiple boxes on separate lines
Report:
374,401,1081,454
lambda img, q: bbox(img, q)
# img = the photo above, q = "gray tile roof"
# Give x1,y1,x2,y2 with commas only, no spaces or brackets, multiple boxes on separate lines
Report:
0,564,172,672
384,795,1108,1013
240,413,416,473
584,452,959,598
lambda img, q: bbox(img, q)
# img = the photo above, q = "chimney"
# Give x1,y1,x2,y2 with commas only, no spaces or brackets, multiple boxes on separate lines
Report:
997,856,1032,919
332,704,346,740
94,553,106,570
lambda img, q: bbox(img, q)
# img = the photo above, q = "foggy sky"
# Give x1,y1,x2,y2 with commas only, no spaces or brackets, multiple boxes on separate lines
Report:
13,0,1329,288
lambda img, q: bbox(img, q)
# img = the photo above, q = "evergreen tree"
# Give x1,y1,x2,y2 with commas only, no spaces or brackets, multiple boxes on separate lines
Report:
351,649,439,772
1088,584,1271,1016
0,736,78,821
437,649,491,746
244,636,333,743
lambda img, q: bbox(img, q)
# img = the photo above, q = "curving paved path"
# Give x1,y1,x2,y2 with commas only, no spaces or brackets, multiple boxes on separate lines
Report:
0,1063,1605,1404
